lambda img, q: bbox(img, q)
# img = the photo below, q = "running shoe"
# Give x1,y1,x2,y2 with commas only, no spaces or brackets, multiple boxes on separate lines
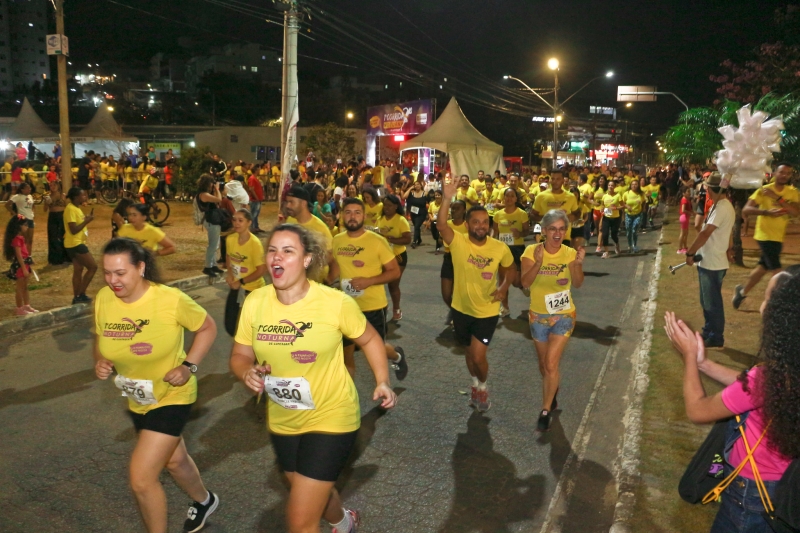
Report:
595,246,602,253
211,266,225,275
633,246,640,253
677,248,687,254
332,509,360,533
732,284,746,310
499,305,510,318
614,244,621,255
537,409,553,432
392,309,402,321
601,252,610,259
468,386,478,408
202,267,215,276
183,491,219,533
703,337,725,348
72,294,91,304
391,347,408,381
15,306,32,315
23,305,39,313
476,388,491,412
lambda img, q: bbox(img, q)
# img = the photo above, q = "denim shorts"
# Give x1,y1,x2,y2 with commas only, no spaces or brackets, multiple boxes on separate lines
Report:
529,310,576,342
709,464,778,533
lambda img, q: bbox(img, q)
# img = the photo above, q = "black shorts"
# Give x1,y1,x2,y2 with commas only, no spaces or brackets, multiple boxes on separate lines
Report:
343,307,387,347
3,183,11,193
271,430,358,482
128,403,193,437
509,245,524,269
396,251,408,268
570,226,584,240
25,218,34,230
452,308,499,346
441,252,454,280
65,244,90,259
757,240,782,271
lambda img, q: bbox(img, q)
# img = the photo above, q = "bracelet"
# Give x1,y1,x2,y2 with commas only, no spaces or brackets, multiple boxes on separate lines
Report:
686,252,695,257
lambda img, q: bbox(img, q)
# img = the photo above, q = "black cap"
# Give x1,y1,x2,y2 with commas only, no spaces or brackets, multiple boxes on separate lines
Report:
286,185,310,204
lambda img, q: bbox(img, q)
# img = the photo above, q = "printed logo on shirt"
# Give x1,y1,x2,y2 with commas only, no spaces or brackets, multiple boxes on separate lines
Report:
229,251,249,263
291,350,317,364
335,244,365,257
256,319,313,345
538,263,568,276
467,254,495,270
130,342,153,356
103,318,150,339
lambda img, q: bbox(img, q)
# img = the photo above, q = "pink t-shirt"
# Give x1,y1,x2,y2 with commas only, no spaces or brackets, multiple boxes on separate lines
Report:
721,366,792,480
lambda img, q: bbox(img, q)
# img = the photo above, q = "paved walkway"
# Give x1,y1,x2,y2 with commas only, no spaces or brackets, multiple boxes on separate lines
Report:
0,230,660,533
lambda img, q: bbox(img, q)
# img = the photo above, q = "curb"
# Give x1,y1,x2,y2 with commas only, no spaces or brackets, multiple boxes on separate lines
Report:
0,274,226,338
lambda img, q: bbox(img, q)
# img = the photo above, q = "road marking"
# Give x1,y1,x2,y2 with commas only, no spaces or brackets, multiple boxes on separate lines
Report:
609,238,664,531
539,259,644,533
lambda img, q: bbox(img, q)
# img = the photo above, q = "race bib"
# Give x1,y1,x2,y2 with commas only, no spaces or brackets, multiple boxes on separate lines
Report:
410,206,420,215
365,226,378,232
534,224,542,233
114,374,157,405
545,290,571,313
604,208,614,217
264,375,316,410
341,278,364,298
231,263,242,278
498,233,514,245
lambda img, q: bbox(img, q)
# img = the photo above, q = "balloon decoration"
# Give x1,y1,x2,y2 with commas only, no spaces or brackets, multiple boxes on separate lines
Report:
715,105,784,189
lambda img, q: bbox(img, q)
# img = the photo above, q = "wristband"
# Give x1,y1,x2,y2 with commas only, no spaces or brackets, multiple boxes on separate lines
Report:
686,252,695,257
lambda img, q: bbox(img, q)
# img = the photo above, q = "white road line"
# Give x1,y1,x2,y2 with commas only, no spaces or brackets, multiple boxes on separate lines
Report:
538,259,644,533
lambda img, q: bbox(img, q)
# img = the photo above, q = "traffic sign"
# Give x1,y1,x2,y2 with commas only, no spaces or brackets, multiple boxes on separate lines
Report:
617,86,657,102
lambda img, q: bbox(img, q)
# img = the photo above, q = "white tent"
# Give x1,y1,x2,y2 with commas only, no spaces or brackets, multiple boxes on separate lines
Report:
399,97,505,178
73,102,138,157
3,97,58,142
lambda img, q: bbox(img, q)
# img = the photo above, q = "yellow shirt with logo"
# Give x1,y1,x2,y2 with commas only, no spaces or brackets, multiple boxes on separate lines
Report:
602,193,622,218
448,231,514,318
622,190,646,216
533,190,579,216
444,219,468,253
95,283,208,414
751,183,800,242
523,243,577,314
642,184,660,206
363,202,383,229
117,223,166,252
235,282,366,435
377,213,410,256
226,232,266,291
63,202,88,248
457,186,480,205
471,179,486,194
332,230,395,312
493,207,529,246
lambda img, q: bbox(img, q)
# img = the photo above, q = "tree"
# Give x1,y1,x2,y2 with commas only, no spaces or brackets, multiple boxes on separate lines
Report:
710,42,800,105
303,123,356,164
175,146,212,197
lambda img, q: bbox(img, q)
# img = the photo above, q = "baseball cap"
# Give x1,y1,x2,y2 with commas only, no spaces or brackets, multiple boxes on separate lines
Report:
286,185,310,204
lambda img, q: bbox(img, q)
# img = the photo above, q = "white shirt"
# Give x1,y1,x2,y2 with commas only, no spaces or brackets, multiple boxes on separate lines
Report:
697,198,734,271
11,194,34,220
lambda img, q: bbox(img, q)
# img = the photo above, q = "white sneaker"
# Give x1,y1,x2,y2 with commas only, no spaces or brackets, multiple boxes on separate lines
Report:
499,305,510,318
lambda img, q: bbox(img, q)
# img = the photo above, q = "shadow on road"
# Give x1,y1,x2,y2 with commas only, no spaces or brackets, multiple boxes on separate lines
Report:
439,411,545,532
192,396,269,471
572,321,619,346
50,322,93,353
189,372,240,421
0,368,96,409
583,271,611,277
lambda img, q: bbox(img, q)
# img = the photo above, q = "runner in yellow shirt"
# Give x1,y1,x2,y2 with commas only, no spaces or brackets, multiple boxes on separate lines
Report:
440,200,469,325
437,178,514,412
117,204,176,256
376,194,411,321
734,163,800,308
64,187,97,304
230,224,396,533
456,174,480,208
222,209,267,335
575,174,595,248
93,237,219,533
621,179,646,253
531,171,581,248
641,176,661,229
600,181,623,258
283,185,334,281
492,187,530,317
470,170,487,195
361,188,383,229
521,210,585,431
426,190,445,253
329,197,408,380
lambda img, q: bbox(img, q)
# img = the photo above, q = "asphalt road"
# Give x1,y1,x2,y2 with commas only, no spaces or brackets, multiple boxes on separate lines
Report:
0,229,660,533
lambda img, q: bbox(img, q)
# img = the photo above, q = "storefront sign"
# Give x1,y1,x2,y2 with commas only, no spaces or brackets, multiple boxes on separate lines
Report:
367,99,433,136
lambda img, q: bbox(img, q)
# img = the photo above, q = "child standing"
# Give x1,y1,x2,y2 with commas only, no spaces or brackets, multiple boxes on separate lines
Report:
677,187,692,254
4,214,37,315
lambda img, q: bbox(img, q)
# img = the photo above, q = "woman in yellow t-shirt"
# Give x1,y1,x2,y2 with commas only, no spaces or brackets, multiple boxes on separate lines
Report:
591,176,608,253
362,187,383,230
118,203,176,256
600,181,622,258
622,179,646,253
63,187,97,304
377,194,411,320
425,190,443,253
223,209,267,336
230,224,396,533
93,238,219,533
492,188,530,317
520,209,585,431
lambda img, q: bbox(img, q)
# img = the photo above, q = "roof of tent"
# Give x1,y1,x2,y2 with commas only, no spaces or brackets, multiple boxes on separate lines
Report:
75,102,137,141
399,97,502,153
3,98,58,141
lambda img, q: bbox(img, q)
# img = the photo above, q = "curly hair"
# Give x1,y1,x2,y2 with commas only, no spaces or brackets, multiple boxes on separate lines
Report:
268,224,327,282
758,273,800,458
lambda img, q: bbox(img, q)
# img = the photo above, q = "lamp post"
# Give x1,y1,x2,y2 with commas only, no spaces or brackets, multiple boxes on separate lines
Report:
345,111,353,128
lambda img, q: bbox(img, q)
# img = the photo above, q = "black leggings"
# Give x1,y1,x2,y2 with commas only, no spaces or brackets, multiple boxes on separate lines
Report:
411,215,426,244
601,216,621,246
430,222,440,248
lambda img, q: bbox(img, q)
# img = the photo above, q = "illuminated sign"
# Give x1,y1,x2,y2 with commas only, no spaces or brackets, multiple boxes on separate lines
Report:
393,135,406,142
367,99,434,136
600,144,629,153
532,116,555,123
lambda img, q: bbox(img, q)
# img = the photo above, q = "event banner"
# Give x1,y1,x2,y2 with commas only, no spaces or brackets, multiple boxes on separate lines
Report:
367,99,434,136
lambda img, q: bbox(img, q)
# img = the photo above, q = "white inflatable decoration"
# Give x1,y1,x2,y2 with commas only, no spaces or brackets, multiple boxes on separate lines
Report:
715,105,784,189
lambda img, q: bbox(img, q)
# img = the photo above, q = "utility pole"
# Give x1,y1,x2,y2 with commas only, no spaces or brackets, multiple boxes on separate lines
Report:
277,0,299,206
54,0,72,189
552,71,559,171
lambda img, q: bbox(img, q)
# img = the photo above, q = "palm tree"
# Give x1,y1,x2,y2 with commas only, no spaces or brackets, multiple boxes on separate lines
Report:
660,92,800,265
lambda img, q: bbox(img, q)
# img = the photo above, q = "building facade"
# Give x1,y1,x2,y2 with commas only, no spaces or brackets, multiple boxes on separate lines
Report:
0,0,51,92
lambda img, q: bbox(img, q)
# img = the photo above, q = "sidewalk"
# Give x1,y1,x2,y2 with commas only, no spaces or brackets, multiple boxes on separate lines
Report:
628,212,800,531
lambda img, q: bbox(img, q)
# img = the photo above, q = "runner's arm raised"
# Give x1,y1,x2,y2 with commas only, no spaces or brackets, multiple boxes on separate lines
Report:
437,179,457,244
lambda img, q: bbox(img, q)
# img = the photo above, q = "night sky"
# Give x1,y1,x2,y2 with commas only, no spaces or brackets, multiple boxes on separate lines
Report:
68,0,787,129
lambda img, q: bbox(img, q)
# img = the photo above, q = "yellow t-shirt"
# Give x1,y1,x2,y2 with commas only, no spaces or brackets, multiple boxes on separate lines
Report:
124,167,135,184
533,190,579,216
428,200,442,221
377,214,411,256
363,202,383,229
136,163,145,181
372,165,384,186
456,187,480,205
448,231,514,318
235,282,366,435
493,207,529,246
94,283,208,414
471,179,486,194
602,193,622,218
63,202,87,248
622,190,646,216
523,243,577,314
578,183,594,214
139,175,158,193
117,223,166,252
1,162,11,184
586,173,596,185
444,219,469,253
507,186,530,205
99,162,109,181
106,164,118,182
332,230,395,312
616,183,629,198
623,175,634,187
226,232,266,291
593,187,606,207
271,166,281,183
751,183,800,242
481,188,499,216
642,184,660,206
286,215,333,253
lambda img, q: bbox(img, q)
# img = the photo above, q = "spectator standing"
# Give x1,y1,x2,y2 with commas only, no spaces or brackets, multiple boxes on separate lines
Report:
247,170,265,232
14,142,27,161
5,182,35,251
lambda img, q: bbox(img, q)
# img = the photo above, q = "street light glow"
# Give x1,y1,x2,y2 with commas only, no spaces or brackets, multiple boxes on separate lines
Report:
556,115,563,122
503,75,509,79
346,112,354,119
626,103,633,108
606,71,614,77
107,106,114,111
548,58,559,71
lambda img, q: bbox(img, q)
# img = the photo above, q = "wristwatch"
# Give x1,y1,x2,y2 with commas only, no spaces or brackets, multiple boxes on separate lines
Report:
181,361,198,373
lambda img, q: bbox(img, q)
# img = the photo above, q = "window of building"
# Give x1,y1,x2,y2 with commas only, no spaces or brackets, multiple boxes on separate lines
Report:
251,66,257,72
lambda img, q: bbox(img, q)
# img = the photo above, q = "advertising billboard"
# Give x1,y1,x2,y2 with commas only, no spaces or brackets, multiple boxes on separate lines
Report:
367,99,433,136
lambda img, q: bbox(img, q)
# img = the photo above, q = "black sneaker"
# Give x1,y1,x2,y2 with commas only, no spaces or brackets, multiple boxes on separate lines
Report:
537,410,552,432
73,294,91,304
183,491,219,533
211,266,225,275
732,284,746,310
391,347,408,381
704,338,725,348
202,267,215,276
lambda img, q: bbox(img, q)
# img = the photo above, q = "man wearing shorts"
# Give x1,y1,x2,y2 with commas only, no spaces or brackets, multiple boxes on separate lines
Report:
329,198,409,380
437,178,515,412
733,163,800,310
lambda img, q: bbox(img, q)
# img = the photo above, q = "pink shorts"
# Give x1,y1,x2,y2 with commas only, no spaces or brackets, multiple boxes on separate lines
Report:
679,213,689,230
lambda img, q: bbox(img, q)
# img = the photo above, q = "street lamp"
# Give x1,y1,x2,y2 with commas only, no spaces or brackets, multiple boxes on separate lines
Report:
345,111,354,128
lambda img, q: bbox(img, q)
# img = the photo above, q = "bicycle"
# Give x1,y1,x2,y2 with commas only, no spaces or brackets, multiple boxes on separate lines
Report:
139,193,170,226
100,179,121,203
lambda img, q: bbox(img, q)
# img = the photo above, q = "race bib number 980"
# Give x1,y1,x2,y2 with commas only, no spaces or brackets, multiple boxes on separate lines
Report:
545,290,571,313
264,375,316,410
